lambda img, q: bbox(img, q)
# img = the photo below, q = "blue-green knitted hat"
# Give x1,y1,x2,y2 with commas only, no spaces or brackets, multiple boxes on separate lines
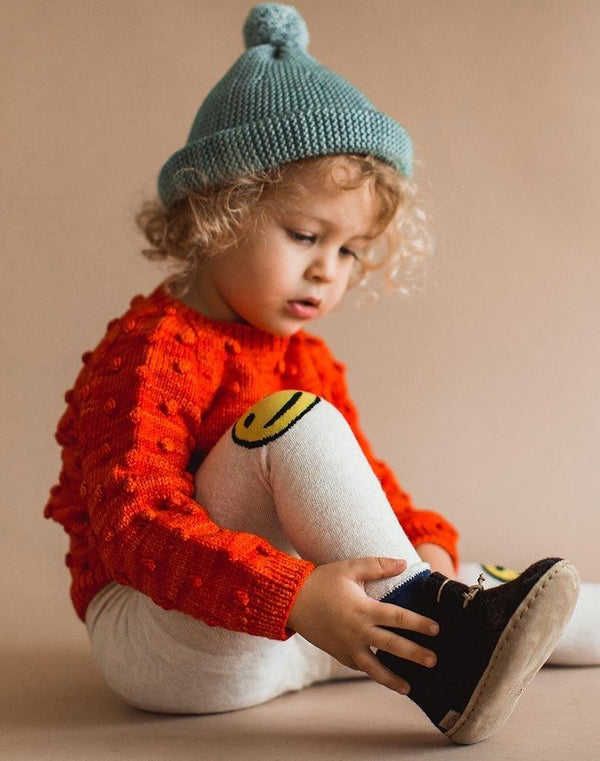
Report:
158,2,413,208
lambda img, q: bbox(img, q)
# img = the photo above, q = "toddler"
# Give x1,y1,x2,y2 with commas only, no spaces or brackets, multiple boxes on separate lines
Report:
44,3,596,746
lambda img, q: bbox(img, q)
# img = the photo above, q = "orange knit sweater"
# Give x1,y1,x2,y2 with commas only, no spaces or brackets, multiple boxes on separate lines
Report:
44,283,459,640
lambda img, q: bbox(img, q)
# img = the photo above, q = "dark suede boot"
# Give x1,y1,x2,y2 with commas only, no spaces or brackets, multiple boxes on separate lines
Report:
377,557,580,744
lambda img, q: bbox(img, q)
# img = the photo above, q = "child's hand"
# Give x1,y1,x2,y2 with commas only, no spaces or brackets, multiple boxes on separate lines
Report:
287,557,440,695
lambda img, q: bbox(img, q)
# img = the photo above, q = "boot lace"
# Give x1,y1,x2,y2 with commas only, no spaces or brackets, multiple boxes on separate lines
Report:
462,574,486,608
436,573,486,607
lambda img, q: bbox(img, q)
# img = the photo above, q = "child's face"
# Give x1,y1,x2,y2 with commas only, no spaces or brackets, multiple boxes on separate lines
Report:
190,166,380,336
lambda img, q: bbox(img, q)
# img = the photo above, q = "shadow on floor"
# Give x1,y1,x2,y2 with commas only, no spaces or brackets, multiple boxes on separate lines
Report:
0,647,449,761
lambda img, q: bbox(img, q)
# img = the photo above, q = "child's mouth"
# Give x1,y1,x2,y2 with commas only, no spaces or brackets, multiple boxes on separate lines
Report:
286,300,320,319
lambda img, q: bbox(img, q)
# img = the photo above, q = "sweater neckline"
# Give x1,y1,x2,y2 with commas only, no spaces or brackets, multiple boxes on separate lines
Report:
149,282,295,353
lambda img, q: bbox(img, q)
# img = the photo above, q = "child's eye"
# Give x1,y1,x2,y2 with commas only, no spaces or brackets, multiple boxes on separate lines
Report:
287,230,358,259
288,230,315,244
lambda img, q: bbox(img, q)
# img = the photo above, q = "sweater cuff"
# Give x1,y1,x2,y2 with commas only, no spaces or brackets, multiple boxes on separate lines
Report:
255,556,316,641
215,553,316,641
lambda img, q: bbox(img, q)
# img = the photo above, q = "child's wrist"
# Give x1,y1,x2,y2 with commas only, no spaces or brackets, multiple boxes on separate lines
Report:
416,543,455,578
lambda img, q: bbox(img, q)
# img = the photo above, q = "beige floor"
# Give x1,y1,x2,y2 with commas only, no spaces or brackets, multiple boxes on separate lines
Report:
2,643,598,761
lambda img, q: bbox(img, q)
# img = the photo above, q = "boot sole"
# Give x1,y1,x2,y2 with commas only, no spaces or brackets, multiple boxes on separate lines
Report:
445,559,580,745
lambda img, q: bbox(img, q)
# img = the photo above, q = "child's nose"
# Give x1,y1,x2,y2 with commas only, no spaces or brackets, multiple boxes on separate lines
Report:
305,248,339,283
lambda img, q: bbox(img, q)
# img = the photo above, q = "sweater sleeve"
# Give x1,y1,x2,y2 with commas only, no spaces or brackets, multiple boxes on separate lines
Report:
78,316,314,640
304,336,460,568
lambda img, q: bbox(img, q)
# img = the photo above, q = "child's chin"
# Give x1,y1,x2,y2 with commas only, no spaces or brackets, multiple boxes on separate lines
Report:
258,318,307,337
272,326,304,337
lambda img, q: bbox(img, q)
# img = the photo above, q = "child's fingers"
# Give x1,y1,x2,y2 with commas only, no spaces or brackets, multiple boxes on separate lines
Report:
351,556,407,582
369,626,437,669
377,601,440,637
352,648,411,695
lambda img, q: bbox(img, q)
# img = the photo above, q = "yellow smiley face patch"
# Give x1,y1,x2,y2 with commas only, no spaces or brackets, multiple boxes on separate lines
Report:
481,564,520,583
232,390,321,449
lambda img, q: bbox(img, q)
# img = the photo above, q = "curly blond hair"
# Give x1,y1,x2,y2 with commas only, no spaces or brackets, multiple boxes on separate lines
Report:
135,154,434,305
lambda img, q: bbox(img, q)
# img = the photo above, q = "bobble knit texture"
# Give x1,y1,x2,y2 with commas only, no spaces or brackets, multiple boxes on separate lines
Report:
158,3,413,207
44,284,459,640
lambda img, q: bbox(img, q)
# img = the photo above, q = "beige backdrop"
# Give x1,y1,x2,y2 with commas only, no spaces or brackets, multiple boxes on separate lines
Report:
2,1,599,651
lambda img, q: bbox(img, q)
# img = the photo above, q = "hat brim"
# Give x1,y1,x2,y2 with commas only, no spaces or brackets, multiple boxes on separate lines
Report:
158,108,413,207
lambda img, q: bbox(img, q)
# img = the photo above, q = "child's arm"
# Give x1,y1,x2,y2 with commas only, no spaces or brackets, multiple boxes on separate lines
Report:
303,335,459,571
53,310,316,641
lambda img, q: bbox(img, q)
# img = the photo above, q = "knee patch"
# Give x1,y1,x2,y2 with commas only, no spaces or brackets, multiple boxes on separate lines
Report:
481,564,519,583
232,390,321,449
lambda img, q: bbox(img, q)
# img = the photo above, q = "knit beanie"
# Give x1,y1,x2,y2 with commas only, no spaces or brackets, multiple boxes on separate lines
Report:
158,2,413,208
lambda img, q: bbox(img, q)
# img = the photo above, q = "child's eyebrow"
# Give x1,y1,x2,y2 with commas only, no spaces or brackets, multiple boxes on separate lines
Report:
289,212,378,240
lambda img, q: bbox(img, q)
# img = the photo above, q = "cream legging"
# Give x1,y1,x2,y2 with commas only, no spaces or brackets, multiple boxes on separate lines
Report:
85,390,433,714
85,390,595,713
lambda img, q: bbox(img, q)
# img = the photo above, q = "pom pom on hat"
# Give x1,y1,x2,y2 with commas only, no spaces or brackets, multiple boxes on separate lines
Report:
243,3,310,52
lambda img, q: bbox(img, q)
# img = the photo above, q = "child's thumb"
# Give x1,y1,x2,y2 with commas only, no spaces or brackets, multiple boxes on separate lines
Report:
354,556,407,582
